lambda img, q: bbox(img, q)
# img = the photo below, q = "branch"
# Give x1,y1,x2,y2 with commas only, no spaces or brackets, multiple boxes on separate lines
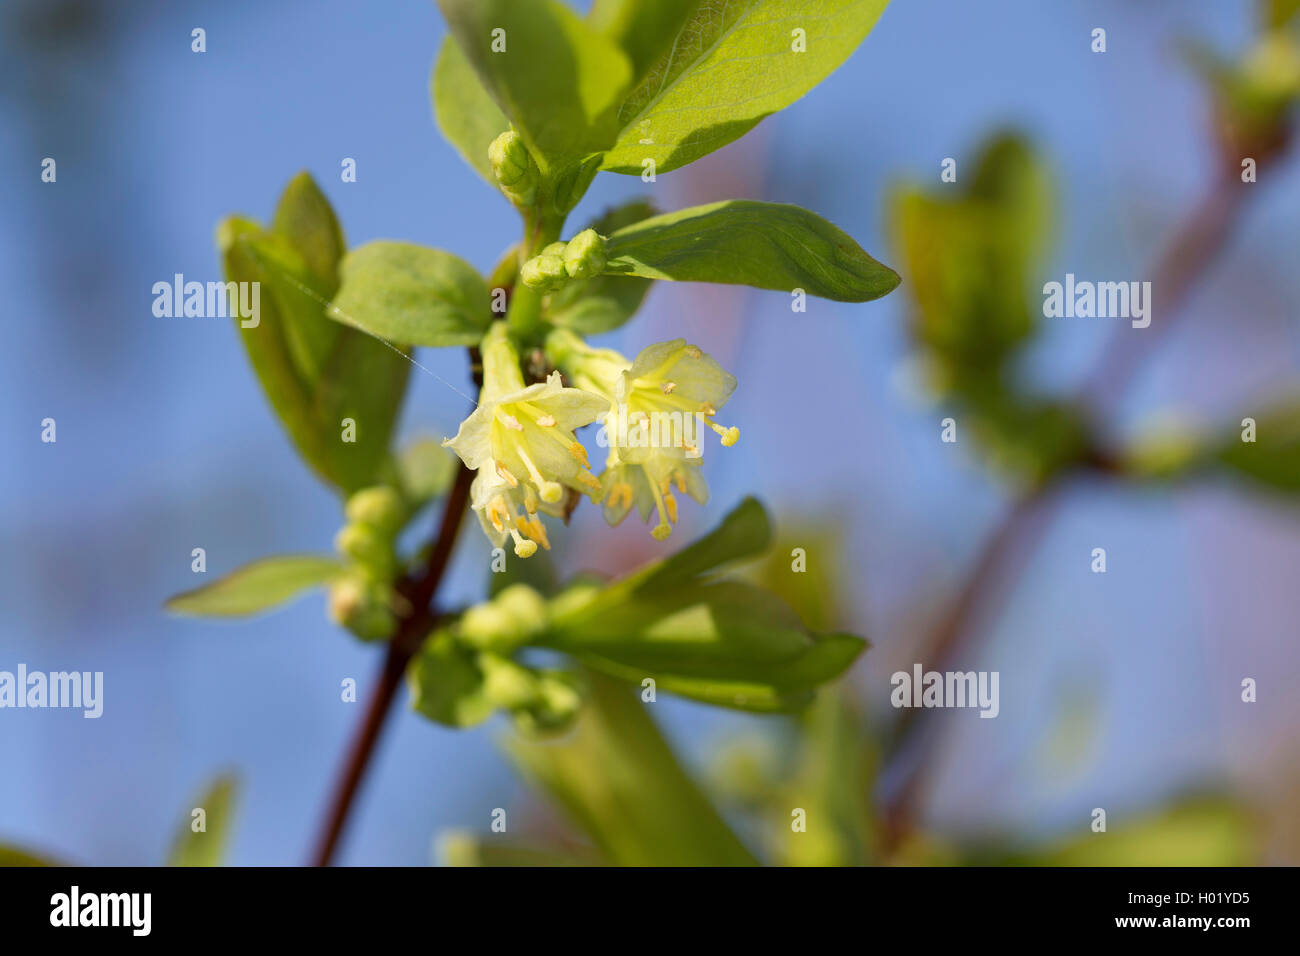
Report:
879,138,1287,854
308,458,475,867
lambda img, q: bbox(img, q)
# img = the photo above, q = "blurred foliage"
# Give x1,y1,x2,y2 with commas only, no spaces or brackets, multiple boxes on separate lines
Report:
442,517,1266,867
889,133,1095,489
167,774,239,867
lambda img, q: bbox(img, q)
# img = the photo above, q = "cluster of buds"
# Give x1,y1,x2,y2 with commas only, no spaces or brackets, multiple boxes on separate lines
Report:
519,228,607,292
458,584,582,733
327,485,409,640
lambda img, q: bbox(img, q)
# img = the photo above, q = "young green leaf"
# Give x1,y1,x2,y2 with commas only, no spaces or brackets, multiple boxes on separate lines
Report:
220,175,412,493
167,774,239,867
544,580,864,713
601,200,900,302
271,171,346,287
329,241,491,347
431,36,511,186
587,0,699,82
407,630,496,728
503,672,758,865
545,199,657,333
601,0,891,175
166,555,343,618
435,0,632,182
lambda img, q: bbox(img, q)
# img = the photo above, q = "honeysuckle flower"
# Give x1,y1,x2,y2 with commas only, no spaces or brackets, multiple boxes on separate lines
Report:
615,338,739,463
600,455,709,540
546,329,736,540
446,324,607,557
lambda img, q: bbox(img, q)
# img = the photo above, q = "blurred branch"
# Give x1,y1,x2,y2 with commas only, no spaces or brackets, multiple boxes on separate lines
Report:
880,118,1292,856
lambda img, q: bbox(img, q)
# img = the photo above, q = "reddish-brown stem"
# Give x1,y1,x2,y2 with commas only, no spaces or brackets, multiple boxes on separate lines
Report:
309,461,474,867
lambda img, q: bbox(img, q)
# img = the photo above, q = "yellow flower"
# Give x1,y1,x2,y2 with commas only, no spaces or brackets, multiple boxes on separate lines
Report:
446,325,607,556
614,338,739,463
546,330,737,540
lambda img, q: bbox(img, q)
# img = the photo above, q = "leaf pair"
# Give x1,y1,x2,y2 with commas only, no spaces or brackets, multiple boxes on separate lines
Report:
220,173,410,494
539,497,867,713
434,0,891,184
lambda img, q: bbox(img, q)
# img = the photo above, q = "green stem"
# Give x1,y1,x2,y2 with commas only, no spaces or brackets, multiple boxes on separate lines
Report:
505,212,563,344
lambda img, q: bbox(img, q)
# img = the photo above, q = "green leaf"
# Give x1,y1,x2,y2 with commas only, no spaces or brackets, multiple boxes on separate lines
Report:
631,494,771,594
779,689,877,865
601,200,899,303
219,174,412,493
166,555,343,618
889,133,1052,371
1216,396,1300,493
435,0,633,180
431,36,511,185
588,0,699,81
504,672,758,865
0,843,64,866
407,629,496,728
272,171,346,287
546,581,865,713
397,439,461,505
545,199,657,333
329,241,491,348
601,0,891,175
167,774,239,867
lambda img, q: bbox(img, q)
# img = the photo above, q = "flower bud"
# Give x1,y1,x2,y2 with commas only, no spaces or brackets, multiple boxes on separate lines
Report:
335,522,395,578
344,486,406,535
328,575,396,641
488,131,539,207
520,243,569,291
562,229,607,279
510,673,582,736
480,654,541,711
458,584,547,653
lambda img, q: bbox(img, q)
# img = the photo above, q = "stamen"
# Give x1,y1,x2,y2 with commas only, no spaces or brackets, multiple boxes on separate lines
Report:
495,461,519,487
536,414,556,427
664,492,678,524
509,527,537,558
497,411,524,431
568,442,589,467
661,381,676,394
514,444,563,503
709,421,739,446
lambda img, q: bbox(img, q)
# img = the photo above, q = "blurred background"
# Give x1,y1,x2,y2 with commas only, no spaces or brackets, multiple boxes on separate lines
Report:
1,0,1297,865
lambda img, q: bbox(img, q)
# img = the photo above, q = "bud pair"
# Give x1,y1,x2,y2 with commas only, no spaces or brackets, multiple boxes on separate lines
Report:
520,229,608,291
